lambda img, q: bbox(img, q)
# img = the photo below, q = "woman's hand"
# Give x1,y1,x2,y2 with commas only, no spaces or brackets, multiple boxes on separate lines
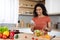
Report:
30,24,36,32
43,22,52,32
31,25,34,32
43,26,51,32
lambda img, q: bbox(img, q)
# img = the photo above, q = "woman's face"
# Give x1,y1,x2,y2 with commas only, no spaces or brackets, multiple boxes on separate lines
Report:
36,6,43,15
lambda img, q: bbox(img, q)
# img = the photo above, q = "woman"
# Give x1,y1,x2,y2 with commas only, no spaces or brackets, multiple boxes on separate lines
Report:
31,3,51,33
30,3,55,39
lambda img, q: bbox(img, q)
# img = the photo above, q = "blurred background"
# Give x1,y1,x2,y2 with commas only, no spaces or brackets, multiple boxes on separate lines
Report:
0,0,60,37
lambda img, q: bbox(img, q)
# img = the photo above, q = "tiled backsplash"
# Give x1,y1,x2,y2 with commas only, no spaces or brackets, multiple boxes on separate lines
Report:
18,15,33,27
18,15,60,29
18,15,33,23
50,16,59,24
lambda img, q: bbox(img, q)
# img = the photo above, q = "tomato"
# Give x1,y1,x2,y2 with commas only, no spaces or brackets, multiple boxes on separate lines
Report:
35,38,38,40
25,36,27,38
10,39,14,40
2,35,7,39
32,37,34,40
10,31,15,36
9,31,15,39
0,33,3,38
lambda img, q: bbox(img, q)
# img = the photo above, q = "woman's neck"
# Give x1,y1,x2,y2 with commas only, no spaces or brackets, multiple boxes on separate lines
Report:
38,14,45,18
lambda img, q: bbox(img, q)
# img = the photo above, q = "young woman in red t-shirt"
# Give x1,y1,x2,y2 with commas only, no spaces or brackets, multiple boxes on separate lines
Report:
30,3,55,39
31,3,51,33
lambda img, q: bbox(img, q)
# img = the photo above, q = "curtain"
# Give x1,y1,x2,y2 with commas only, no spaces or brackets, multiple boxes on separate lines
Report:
0,0,18,24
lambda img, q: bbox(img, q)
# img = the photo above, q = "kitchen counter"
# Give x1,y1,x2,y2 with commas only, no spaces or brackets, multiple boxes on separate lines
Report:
1,27,59,40
19,33,60,40
0,33,60,40
0,33,50,40
19,33,49,40
19,28,60,37
52,37,60,40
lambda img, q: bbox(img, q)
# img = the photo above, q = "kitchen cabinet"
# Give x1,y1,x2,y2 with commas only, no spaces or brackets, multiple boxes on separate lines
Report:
45,0,60,15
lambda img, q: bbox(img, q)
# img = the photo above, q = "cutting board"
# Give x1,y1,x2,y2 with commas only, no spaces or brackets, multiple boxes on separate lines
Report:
19,33,49,40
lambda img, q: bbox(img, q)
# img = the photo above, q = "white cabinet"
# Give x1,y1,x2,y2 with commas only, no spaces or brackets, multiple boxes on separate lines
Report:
45,0,60,14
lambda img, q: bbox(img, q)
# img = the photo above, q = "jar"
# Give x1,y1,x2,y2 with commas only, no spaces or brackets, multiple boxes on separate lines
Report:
26,23,30,27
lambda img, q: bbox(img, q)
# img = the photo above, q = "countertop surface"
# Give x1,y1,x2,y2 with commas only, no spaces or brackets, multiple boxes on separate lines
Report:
19,33,60,40
19,28,60,37
0,33,60,40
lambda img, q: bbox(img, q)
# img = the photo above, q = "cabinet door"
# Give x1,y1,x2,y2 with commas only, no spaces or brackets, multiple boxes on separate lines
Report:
45,0,60,14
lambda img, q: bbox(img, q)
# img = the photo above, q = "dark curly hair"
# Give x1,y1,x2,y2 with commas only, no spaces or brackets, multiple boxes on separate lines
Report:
33,3,48,17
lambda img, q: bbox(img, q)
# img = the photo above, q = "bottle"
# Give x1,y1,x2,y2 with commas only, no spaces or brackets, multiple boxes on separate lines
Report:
20,19,24,28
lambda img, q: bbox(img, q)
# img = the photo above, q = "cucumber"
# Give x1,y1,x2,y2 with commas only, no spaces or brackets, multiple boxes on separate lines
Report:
15,34,19,39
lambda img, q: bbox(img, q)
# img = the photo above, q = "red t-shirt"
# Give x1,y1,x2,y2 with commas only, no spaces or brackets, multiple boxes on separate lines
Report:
32,16,51,30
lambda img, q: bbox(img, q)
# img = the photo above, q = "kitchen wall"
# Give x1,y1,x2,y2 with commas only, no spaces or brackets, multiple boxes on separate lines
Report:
18,15,60,29
50,16,60,29
18,15,33,27
50,16,60,23
0,0,18,24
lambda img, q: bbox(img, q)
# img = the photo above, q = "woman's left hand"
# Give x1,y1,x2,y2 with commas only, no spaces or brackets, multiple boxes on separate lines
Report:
44,27,49,31
42,27,49,32
44,26,51,32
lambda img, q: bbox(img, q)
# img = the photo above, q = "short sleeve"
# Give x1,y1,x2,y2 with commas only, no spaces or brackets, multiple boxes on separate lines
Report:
47,17,51,22
30,20,35,24
30,18,35,25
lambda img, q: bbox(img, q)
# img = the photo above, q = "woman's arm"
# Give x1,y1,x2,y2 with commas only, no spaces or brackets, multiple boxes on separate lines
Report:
30,20,35,32
48,22,52,32
44,22,52,32
31,24,35,32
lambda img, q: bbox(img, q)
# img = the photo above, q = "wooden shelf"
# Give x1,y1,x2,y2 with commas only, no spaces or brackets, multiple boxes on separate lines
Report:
26,0,45,4
19,7,34,9
19,0,45,15
19,14,33,16
19,13,60,16
27,0,45,2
